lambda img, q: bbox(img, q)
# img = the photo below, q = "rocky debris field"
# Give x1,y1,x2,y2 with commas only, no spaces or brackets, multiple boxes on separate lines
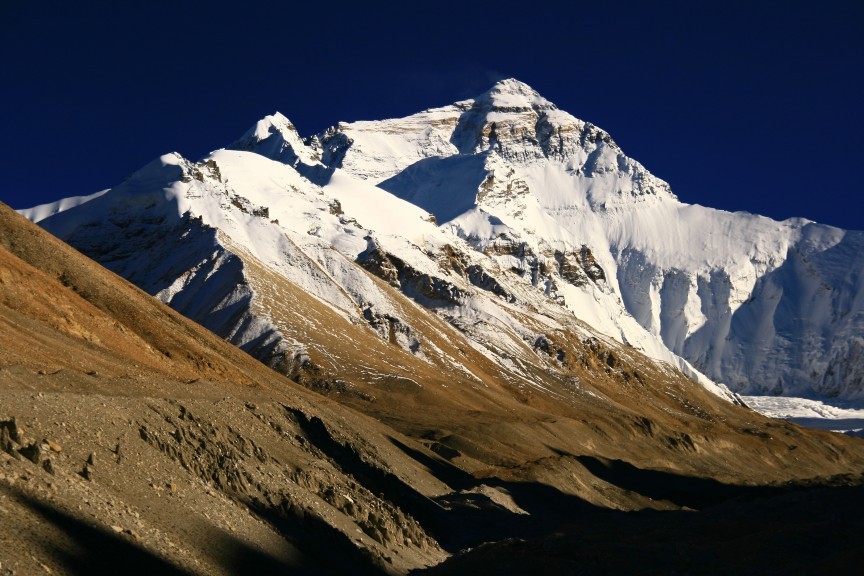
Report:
0,381,448,575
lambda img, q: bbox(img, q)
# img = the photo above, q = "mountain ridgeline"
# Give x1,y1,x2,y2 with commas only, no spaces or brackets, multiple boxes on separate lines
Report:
25,79,864,402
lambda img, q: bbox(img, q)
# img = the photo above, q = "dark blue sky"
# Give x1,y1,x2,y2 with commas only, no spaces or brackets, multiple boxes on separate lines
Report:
2,1,862,230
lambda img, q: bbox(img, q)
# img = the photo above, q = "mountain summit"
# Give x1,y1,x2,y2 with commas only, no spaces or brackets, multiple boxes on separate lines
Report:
22,79,864,403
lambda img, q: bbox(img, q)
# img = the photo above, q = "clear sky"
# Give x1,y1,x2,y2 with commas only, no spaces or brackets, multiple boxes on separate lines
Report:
2,1,862,230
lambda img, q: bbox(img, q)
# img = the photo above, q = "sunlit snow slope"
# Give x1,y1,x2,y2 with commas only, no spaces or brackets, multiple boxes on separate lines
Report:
23,79,864,402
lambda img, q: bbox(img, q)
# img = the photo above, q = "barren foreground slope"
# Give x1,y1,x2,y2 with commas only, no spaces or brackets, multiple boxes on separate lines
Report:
2,200,864,574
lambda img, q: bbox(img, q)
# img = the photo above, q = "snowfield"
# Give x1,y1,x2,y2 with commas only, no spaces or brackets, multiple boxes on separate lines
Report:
745,395,864,435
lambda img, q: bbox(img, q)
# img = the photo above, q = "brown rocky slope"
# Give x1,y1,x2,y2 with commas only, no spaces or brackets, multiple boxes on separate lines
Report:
1,200,863,575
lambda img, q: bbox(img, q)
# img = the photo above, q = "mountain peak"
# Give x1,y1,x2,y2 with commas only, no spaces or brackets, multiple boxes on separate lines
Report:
229,111,319,167
489,77,536,93
242,112,298,142
477,78,556,111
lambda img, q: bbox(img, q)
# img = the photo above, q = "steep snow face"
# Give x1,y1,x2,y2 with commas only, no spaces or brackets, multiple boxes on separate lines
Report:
307,78,864,401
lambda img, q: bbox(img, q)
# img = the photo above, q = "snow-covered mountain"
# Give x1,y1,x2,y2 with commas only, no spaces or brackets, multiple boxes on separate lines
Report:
22,79,864,402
